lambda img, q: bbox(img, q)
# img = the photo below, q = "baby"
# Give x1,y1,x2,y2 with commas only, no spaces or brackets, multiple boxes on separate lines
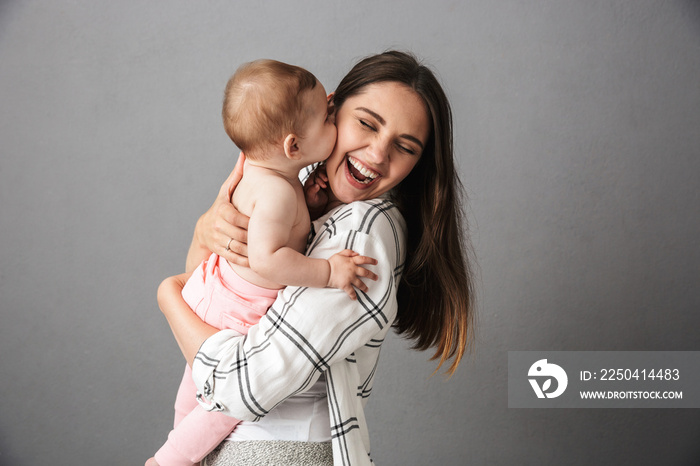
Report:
148,60,377,466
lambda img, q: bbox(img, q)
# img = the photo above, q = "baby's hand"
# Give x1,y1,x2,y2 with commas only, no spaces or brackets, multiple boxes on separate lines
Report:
304,165,330,220
327,249,378,300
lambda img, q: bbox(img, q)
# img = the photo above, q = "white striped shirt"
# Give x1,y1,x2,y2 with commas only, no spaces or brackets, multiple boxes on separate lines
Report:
192,197,406,465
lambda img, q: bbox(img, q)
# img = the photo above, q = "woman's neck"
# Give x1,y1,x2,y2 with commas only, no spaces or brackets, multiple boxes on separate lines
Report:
324,191,344,213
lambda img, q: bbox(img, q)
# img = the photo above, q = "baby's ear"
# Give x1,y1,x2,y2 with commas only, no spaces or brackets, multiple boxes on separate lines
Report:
283,134,302,160
326,93,336,122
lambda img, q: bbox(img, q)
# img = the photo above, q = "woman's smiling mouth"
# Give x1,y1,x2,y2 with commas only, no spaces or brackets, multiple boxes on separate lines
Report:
347,156,379,185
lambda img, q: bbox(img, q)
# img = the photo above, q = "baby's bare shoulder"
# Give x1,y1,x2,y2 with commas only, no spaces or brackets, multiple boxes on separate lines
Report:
238,167,297,202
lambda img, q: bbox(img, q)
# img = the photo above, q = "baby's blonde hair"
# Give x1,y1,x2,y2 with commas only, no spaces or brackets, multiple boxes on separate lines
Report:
222,59,318,159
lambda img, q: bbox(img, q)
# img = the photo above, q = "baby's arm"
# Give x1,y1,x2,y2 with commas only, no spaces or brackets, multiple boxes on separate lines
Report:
248,182,377,299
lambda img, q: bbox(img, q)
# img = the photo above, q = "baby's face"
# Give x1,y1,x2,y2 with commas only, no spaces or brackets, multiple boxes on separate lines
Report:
298,82,337,164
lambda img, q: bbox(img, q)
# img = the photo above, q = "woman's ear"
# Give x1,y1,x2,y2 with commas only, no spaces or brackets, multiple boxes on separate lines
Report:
283,134,302,160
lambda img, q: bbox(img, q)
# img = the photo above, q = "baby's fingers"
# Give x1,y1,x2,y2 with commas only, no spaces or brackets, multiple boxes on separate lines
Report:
353,278,370,294
351,255,377,266
355,267,378,281
343,285,358,300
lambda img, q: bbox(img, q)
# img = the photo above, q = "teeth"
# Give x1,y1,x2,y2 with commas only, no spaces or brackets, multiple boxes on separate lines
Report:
348,157,378,183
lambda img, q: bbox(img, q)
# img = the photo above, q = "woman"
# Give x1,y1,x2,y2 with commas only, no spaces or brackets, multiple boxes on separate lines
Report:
158,51,476,465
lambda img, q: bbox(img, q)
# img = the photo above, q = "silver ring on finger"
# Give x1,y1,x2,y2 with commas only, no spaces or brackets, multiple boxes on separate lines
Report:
226,237,234,252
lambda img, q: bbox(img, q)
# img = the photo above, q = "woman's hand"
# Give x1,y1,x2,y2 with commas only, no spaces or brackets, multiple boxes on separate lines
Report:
186,153,250,272
303,164,330,221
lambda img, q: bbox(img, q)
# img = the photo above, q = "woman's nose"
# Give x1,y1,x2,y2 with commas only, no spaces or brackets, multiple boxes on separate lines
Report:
366,139,390,164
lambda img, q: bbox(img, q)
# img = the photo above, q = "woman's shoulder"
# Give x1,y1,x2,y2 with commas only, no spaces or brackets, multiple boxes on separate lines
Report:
309,198,406,279
308,198,407,267
318,197,406,240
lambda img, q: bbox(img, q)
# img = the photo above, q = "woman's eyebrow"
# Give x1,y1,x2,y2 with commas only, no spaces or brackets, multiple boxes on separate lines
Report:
399,133,424,150
356,107,424,149
356,107,385,125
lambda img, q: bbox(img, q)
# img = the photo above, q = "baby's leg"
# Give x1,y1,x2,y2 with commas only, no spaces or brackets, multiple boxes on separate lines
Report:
173,365,199,427
159,361,240,465
154,405,241,466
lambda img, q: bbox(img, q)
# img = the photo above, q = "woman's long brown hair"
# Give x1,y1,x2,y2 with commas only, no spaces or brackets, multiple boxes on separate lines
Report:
333,51,476,375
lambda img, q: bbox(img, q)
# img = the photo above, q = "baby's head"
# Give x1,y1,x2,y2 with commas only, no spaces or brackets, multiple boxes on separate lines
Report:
222,59,336,164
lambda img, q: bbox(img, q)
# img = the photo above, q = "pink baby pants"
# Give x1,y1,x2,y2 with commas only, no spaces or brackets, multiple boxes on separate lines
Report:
154,253,279,466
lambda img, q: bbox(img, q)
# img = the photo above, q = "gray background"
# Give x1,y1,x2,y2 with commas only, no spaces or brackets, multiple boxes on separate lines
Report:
1,1,699,465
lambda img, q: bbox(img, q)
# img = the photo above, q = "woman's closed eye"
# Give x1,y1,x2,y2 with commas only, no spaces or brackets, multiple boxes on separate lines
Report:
359,118,418,155
396,143,416,155
359,119,377,131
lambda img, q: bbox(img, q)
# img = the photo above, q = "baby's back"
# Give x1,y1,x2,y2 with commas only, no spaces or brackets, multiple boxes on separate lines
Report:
229,163,310,290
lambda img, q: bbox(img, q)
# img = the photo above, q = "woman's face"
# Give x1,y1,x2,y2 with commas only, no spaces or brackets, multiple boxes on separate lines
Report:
324,81,430,206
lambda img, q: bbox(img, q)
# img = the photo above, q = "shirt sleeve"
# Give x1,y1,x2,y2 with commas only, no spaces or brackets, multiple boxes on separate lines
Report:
191,201,405,421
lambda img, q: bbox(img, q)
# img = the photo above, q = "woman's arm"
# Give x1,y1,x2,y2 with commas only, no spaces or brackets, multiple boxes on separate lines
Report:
157,274,218,365
186,153,250,273
191,200,406,420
